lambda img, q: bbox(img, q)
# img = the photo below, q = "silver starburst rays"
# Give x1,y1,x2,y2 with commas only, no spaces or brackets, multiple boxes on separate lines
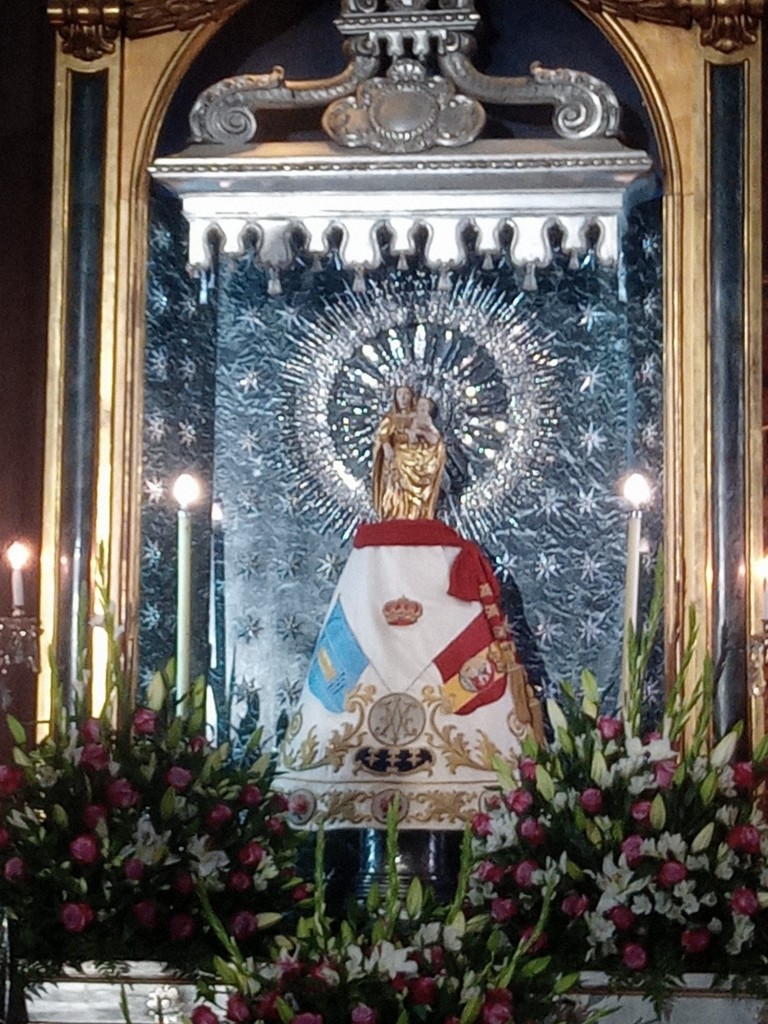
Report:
281,273,560,541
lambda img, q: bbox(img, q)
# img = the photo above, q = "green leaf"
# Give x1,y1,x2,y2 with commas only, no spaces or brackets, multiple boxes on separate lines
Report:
255,912,283,930
296,916,312,939
146,671,167,712
366,881,380,912
590,749,609,786
160,786,177,821
166,717,183,751
459,995,482,1024
276,996,295,1024
691,821,715,854
566,859,584,881
554,972,581,995
406,876,423,918
490,754,515,792
12,747,31,767
395,1010,408,1024
546,698,568,738
581,670,600,705
518,956,551,978
5,715,26,747
711,727,740,768
52,804,69,828
556,727,574,756
700,769,718,806
650,792,666,830
535,764,555,802
585,820,602,847
212,956,241,988
581,698,599,721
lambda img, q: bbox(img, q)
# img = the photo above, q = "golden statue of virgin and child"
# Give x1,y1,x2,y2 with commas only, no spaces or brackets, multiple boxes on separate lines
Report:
277,384,542,832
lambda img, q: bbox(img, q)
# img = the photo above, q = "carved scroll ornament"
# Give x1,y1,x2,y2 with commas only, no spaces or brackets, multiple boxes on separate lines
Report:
47,2,122,61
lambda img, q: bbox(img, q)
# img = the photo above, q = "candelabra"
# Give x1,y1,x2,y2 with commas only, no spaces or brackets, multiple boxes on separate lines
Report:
0,614,40,677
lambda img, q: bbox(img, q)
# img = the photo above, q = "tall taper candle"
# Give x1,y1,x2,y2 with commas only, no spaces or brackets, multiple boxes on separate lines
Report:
7,542,30,614
173,474,200,704
619,473,651,718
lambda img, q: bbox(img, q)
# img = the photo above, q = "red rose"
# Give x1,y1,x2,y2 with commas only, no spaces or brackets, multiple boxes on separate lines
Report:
0,827,10,849
408,977,438,1005
681,927,711,954
189,735,207,753
172,871,195,895
132,708,157,735
238,841,266,868
351,1006,377,1024
491,897,518,923
620,835,644,868
657,860,688,888
106,778,140,808
519,817,546,845
60,901,94,933
504,788,534,815
239,784,262,808
266,816,285,836
80,743,110,772
69,834,100,865
654,758,677,789
125,857,145,880
561,893,589,919
292,883,312,902
481,989,514,1024
227,870,252,893
513,859,538,889
733,762,755,790
476,860,504,885
519,758,537,782
206,803,234,832
621,942,648,971
731,887,759,916
132,900,158,929
226,994,253,1023
230,910,259,942
81,717,101,744
579,788,604,815
0,765,24,796
191,1007,220,1024
630,800,652,824
165,766,193,792
428,945,445,970
3,856,25,882
82,804,108,829
727,824,761,856
471,812,493,837
270,793,289,813
598,716,623,741
253,991,279,1021
168,912,196,940
608,905,636,931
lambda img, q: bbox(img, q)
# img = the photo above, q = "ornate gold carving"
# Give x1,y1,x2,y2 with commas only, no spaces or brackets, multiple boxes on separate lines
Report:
124,0,251,37
47,2,122,61
568,0,763,53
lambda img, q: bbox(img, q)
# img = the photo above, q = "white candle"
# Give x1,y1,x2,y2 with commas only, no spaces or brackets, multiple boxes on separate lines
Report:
7,542,30,613
173,474,200,704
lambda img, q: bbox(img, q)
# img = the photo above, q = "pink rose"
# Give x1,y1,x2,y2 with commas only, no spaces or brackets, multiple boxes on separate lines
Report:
173,871,195,895
654,758,677,789
253,991,279,1021
0,827,10,849
351,1006,377,1024
266,816,285,836
132,900,158,929
681,927,711,954
481,989,514,1024
608,905,636,931
491,897,518,923
81,718,101,744
620,834,644,868
504,788,534,815
69,834,100,865
561,893,589,919
519,817,546,846
621,942,648,971
191,1008,220,1024
630,800,652,824
579,788,603,815
513,859,538,889
81,804,108,829
165,766,193,792
408,977,438,1005
226,994,253,1023
59,901,94,933
239,784,262,808
132,708,157,735
657,860,688,888
168,912,196,940
292,883,312,902
227,870,252,893
598,716,623,741
475,860,504,885
519,758,537,782
206,803,234,831
238,841,266,868
124,857,145,880
106,778,140,808
270,793,289,813
471,812,493,837
733,762,755,790
79,743,110,772
727,824,761,856
3,856,25,882
731,887,759,916
230,910,259,942
0,765,24,796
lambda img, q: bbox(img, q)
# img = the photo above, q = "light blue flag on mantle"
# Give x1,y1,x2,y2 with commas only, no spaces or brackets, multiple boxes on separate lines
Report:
307,599,369,714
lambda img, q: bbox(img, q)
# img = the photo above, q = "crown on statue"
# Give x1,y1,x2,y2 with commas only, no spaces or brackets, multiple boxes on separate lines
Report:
382,594,423,626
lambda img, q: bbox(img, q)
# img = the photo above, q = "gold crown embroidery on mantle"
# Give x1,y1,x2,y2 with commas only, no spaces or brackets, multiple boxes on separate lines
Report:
381,595,423,627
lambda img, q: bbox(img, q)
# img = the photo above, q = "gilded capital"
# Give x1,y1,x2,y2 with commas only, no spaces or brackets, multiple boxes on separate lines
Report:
47,2,122,61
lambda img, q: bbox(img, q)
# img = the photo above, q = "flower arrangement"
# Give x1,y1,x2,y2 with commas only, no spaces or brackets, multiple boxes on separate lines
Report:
189,806,579,1024
466,592,768,1008
0,588,306,983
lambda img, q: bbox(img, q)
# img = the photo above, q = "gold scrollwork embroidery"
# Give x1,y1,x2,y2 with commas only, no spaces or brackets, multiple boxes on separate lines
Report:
281,684,375,773
422,685,510,773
